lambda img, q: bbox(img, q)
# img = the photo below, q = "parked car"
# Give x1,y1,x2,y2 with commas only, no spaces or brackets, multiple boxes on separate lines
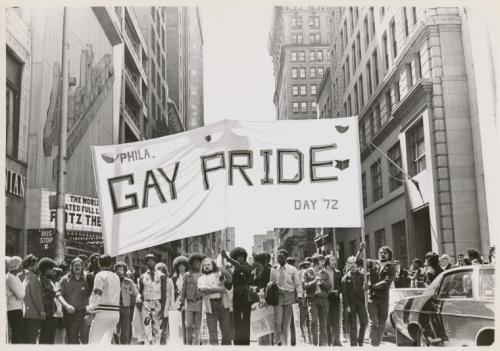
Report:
386,287,426,332
391,264,494,346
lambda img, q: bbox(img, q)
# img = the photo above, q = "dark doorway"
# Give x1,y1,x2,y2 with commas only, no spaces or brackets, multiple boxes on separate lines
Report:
412,205,433,260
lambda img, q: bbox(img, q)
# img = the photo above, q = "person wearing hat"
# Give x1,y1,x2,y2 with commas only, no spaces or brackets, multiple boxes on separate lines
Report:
38,257,58,344
138,253,166,345
221,247,252,345
19,254,44,343
6,256,25,343
86,254,121,344
178,253,204,345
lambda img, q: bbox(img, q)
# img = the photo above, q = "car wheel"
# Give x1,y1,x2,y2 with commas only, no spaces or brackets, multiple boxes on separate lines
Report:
416,327,429,347
395,327,412,346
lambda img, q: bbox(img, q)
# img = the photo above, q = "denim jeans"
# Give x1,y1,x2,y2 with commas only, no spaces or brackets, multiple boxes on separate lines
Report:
367,299,389,346
63,309,86,344
273,303,293,345
205,299,231,345
327,297,342,346
307,297,329,346
185,310,202,345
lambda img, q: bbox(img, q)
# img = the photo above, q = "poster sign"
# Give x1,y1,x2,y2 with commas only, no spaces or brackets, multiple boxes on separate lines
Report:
250,301,275,339
92,118,362,256
40,188,101,233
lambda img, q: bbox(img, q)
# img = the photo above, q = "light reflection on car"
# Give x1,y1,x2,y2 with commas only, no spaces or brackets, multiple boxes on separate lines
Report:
390,264,494,346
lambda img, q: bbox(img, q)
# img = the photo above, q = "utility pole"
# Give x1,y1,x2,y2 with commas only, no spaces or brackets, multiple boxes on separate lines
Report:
55,7,70,264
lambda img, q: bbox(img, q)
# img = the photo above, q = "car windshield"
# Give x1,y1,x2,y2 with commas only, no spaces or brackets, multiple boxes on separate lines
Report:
423,273,442,295
480,269,495,300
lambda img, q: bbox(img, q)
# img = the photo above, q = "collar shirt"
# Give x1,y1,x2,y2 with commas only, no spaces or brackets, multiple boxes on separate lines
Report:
198,272,231,313
141,270,164,301
366,259,395,301
6,273,25,311
119,276,139,307
270,263,303,296
58,273,89,310
87,269,120,313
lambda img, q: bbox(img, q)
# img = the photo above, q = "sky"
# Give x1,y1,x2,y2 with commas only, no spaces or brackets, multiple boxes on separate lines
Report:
202,6,276,125
202,6,276,251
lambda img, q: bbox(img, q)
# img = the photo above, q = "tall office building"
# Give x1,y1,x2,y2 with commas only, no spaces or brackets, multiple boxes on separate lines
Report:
323,6,492,266
269,6,332,120
166,7,204,130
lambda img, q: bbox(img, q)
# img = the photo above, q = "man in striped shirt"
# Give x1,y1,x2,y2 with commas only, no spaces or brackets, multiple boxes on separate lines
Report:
86,254,121,344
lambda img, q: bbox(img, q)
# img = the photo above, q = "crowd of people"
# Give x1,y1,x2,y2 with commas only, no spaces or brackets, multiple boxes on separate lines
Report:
5,244,495,345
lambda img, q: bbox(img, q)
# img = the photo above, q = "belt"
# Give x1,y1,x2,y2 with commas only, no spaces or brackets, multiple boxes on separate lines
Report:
187,297,203,302
210,297,222,301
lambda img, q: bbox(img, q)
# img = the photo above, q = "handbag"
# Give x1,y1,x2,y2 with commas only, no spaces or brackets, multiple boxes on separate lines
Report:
243,272,260,305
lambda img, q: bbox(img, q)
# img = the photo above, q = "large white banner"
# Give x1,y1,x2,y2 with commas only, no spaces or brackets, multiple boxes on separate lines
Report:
92,118,362,256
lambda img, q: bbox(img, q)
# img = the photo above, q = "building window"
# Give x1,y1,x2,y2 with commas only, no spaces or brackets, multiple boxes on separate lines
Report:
311,84,317,96
388,142,403,191
318,67,324,77
359,119,366,148
292,68,298,79
312,101,317,111
372,49,379,86
371,160,383,201
382,32,389,71
385,90,392,117
356,33,361,63
351,45,357,69
374,103,381,133
151,63,156,85
342,65,346,88
292,85,299,96
403,7,409,38
6,50,22,159
358,75,364,109
412,7,418,26
364,117,370,144
394,81,400,103
299,51,305,61
364,16,370,48
350,239,358,256
291,51,297,62
392,220,408,267
292,102,299,113
317,50,323,61
292,16,302,28
353,83,359,114
300,101,308,113
310,33,320,44
370,7,376,36
365,234,371,256
406,62,413,90
310,51,316,62
407,119,426,176
414,52,422,79
299,67,306,78
366,61,372,96
362,173,367,208
310,16,320,28
310,67,316,78
300,85,307,96
374,228,386,248
151,94,156,119
292,33,303,44
349,7,354,31
390,20,397,59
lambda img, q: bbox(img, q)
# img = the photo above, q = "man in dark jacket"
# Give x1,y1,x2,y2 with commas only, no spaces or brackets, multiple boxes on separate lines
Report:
325,254,342,346
357,243,395,346
342,256,368,346
21,254,45,343
38,257,58,344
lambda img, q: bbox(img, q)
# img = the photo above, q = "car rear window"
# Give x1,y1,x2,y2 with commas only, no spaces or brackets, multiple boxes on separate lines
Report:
480,269,495,300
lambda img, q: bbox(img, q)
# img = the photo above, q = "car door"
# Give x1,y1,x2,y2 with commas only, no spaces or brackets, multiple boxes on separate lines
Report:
435,268,475,346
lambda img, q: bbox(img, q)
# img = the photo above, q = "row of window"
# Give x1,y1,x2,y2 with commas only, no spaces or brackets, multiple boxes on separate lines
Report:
292,101,317,113
292,84,318,96
344,49,422,122
291,66,325,79
291,50,324,62
291,15,320,29
361,119,425,208
291,32,322,44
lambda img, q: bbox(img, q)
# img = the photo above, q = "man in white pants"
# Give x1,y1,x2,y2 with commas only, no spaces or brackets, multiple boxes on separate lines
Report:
86,254,121,344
